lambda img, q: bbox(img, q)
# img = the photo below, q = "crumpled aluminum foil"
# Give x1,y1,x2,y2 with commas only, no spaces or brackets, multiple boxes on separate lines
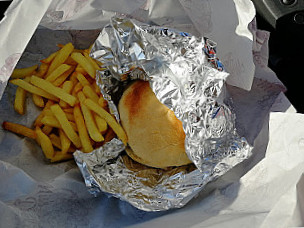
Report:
74,17,252,211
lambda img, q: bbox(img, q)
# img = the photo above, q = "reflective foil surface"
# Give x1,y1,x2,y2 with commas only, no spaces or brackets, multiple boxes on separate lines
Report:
74,17,252,211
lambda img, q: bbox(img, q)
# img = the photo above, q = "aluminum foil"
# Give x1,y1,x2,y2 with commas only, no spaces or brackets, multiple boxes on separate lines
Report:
74,17,252,211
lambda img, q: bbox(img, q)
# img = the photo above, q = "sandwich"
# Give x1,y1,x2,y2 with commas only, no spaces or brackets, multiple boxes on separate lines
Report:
118,80,192,169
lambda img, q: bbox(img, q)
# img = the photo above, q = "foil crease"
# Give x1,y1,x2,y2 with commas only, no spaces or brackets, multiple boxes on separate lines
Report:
74,17,252,211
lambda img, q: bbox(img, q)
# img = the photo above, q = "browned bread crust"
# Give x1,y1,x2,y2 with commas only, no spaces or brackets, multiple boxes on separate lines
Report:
118,80,192,168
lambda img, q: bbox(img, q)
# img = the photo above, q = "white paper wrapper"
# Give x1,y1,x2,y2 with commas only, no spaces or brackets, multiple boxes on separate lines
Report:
0,0,53,99
0,0,303,227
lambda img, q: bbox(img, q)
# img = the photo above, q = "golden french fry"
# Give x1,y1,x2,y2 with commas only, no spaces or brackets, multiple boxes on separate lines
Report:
71,82,83,97
52,65,75,87
59,81,74,108
71,53,95,78
47,42,74,76
83,48,90,55
45,64,71,82
64,56,78,65
10,79,59,101
34,112,45,127
49,133,62,149
75,64,88,75
50,104,81,148
63,108,74,114
32,94,45,108
56,44,65,48
44,109,74,121
42,125,53,135
50,152,73,163
41,115,77,131
82,85,99,104
84,98,127,145
103,127,116,144
14,86,27,115
14,77,31,114
73,104,93,153
41,115,61,128
65,112,75,122
2,121,37,139
75,72,90,87
59,129,71,154
57,44,82,53
94,113,108,134
45,100,55,109
42,109,53,116
34,100,55,127
11,65,38,79
30,76,77,107
83,52,102,71
88,44,94,52
35,127,54,159
68,72,78,86
98,96,107,108
78,92,103,142
35,63,49,78
7,43,115,163
49,134,75,153
94,59,104,68
40,51,58,64
92,82,101,95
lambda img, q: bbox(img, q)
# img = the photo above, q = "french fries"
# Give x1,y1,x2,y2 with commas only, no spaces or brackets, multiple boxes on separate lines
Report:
82,85,99,103
83,52,101,71
59,129,71,154
53,66,75,87
50,152,73,163
14,86,27,115
3,42,127,163
78,91,103,142
2,122,37,139
94,114,108,134
84,98,128,146
103,127,116,144
11,65,38,79
47,42,74,76
41,114,77,131
36,127,54,159
32,94,45,108
75,72,90,87
64,56,78,66
50,104,81,148
34,100,54,127
59,81,74,108
14,77,32,114
73,105,93,153
41,51,58,64
45,64,71,82
98,96,107,108
71,52,96,78
49,133,62,149
10,78,59,101
30,76,77,107
49,133,74,153
42,125,53,135
35,63,49,78
75,64,87,75
72,82,83,97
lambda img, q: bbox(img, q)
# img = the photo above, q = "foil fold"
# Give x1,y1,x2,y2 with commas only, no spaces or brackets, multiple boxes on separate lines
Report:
74,17,252,211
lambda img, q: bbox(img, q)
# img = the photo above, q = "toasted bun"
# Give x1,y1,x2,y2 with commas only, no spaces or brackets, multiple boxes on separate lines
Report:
118,80,192,168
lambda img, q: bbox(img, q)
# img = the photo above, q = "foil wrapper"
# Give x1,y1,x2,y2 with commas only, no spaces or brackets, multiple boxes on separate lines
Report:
74,17,252,211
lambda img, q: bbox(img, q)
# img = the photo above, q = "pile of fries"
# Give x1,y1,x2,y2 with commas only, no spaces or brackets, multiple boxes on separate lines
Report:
2,42,127,163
